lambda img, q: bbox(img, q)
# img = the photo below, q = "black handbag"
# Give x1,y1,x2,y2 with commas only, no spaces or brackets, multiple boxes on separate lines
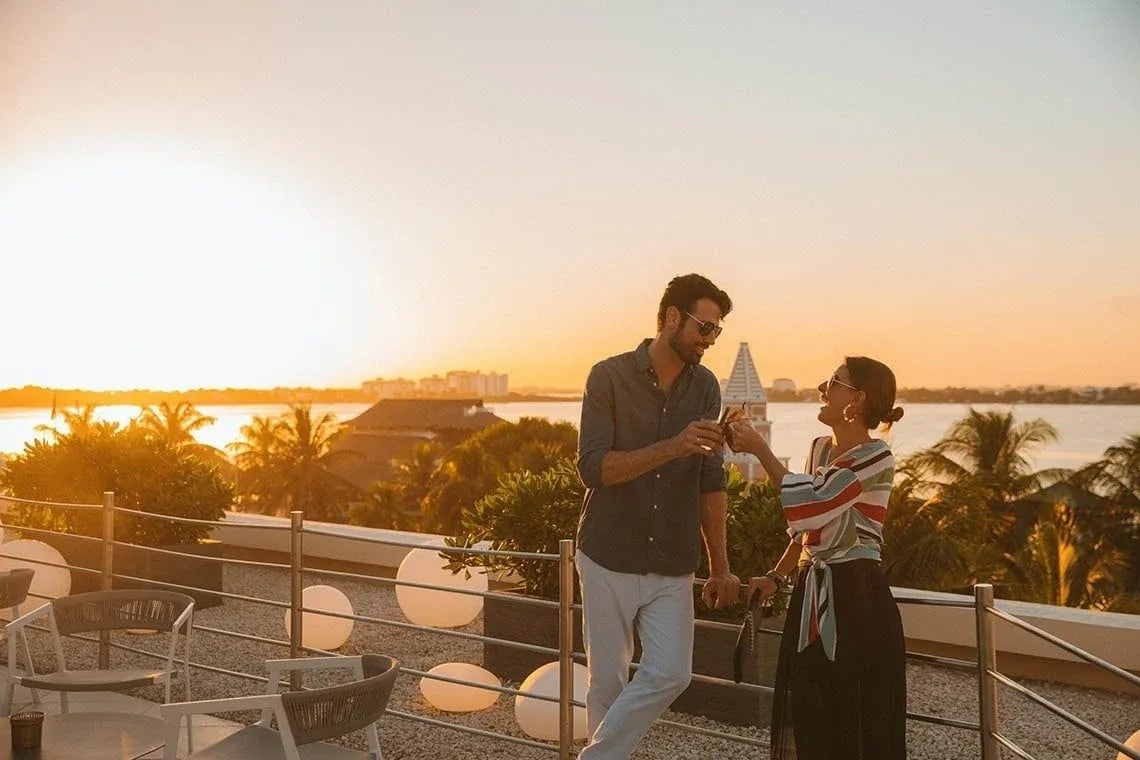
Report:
733,588,776,684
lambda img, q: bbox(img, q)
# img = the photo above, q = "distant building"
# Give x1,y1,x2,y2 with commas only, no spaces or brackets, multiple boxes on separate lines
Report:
328,398,504,492
721,342,772,481
446,370,509,397
361,377,417,398
771,378,796,393
418,375,449,394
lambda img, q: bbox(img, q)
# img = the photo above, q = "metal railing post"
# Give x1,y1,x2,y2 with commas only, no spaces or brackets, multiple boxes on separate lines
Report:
98,491,114,669
975,583,1000,760
290,510,304,690
558,539,575,760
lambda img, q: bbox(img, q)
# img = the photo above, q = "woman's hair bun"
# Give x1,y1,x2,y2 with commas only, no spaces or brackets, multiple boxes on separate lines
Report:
882,406,904,424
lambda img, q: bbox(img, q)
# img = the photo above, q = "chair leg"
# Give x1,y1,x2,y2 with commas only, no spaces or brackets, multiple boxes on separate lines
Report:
2,681,14,716
18,631,41,706
60,692,69,714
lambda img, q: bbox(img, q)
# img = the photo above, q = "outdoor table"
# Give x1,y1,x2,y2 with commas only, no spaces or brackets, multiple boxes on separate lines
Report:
0,712,164,760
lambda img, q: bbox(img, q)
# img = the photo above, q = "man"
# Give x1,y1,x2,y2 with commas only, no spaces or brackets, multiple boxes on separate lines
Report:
575,273,741,759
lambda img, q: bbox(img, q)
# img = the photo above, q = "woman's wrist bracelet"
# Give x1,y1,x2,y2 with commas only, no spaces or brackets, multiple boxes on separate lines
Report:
764,570,787,587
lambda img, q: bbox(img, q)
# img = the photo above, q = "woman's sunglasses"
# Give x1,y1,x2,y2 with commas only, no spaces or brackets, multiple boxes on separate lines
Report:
825,375,859,394
685,312,723,339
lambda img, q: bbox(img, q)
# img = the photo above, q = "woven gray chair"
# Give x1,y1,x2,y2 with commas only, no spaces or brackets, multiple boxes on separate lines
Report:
3,589,194,716
0,569,39,707
161,655,399,760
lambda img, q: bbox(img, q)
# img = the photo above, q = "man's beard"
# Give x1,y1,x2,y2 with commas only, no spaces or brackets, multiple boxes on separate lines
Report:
668,333,703,365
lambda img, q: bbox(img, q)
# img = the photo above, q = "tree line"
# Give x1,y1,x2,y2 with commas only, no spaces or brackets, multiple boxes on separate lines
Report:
1,402,1136,611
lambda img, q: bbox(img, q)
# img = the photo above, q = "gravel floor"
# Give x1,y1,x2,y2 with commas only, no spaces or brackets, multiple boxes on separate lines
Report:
8,564,1138,759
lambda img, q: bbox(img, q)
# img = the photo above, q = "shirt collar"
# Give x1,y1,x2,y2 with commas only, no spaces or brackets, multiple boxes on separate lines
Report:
634,338,693,377
634,339,654,373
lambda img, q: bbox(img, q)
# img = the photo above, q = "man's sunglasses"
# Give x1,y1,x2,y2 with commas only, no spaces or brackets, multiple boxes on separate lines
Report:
685,312,723,339
825,375,859,394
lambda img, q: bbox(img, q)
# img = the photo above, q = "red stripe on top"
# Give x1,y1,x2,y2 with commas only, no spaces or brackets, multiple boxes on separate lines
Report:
855,503,887,524
784,480,863,524
832,457,855,469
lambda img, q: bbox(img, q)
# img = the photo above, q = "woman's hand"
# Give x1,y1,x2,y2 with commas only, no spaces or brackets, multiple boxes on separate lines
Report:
727,419,767,456
747,575,780,607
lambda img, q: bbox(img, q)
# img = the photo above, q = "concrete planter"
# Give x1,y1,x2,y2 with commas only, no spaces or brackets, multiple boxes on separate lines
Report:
38,532,224,609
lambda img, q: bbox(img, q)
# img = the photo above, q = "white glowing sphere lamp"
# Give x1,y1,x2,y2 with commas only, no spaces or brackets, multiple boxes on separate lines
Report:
420,662,501,713
395,538,488,628
514,661,589,741
1117,730,1140,760
0,539,71,604
283,585,354,651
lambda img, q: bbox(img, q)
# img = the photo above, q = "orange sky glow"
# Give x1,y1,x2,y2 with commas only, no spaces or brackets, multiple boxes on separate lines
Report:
2,2,1138,392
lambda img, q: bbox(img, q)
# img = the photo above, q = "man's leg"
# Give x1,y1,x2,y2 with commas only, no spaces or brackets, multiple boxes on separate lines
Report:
579,571,694,760
576,551,638,736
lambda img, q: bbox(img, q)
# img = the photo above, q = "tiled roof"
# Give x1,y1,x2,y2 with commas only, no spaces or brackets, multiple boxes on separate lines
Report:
346,398,504,432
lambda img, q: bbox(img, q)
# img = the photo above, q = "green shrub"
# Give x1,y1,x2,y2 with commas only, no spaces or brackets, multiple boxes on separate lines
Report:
1,426,233,545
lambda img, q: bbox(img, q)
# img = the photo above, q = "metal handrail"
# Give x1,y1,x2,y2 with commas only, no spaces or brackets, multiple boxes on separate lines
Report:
985,605,1140,690
300,524,561,561
110,505,291,530
988,669,1140,759
109,540,292,571
0,494,102,510
303,564,562,608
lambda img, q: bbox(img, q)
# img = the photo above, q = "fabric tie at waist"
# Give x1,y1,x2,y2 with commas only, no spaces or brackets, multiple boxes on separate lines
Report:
797,547,880,662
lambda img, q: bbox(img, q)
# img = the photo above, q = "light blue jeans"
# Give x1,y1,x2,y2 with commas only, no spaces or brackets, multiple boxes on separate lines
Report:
576,550,694,759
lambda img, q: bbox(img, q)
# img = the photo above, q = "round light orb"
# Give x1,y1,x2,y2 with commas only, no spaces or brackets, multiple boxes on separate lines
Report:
1118,730,1140,760
420,662,501,713
283,585,354,651
0,539,71,603
395,538,488,628
514,661,589,741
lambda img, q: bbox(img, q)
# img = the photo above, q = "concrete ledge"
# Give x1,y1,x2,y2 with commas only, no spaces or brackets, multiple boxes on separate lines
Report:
894,587,1140,694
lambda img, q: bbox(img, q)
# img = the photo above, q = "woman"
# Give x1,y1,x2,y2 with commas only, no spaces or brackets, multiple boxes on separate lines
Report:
727,356,907,759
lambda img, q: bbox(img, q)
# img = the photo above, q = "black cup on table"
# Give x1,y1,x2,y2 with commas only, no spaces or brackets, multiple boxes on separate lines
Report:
9,711,43,750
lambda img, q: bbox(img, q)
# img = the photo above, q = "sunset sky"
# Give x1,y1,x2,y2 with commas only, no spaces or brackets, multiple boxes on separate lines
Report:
2,1,1138,392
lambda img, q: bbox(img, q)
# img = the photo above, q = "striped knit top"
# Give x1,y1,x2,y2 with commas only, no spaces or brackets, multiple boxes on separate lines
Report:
780,436,896,661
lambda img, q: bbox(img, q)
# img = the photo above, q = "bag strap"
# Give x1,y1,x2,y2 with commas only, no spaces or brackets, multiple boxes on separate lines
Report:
732,588,768,683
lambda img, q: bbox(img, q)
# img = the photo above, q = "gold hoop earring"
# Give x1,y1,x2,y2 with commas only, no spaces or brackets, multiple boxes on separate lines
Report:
843,403,858,423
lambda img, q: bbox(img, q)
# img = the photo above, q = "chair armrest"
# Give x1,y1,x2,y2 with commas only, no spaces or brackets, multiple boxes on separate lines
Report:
172,603,194,632
161,693,282,719
264,656,362,690
5,602,51,633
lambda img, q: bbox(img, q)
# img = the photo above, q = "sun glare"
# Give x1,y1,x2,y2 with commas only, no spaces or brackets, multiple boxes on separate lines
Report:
0,138,404,390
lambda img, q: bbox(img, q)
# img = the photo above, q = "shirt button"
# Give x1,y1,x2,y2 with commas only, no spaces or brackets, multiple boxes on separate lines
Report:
652,504,658,509
655,474,661,479
649,537,655,542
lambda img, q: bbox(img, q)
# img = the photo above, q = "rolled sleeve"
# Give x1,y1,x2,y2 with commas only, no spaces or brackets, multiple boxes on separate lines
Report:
698,384,726,494
576,363,614,489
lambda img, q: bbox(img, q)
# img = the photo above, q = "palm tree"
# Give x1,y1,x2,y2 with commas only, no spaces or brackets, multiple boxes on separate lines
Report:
228,404,359,519
35,405,113,440
1007,500,1126,609
228,415,285,513
1073,434,1140,606
904,409,1064,567
136,401,217,447
882,461,979,592
135,401,225,462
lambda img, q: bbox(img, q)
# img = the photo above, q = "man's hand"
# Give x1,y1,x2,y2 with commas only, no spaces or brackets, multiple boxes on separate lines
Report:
701,571,741,610
673,420,725,458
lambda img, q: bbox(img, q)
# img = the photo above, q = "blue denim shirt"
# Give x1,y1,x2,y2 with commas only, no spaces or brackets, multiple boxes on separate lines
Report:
576,339,727,576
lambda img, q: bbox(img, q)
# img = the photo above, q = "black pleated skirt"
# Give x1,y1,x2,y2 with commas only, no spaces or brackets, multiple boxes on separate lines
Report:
770,559,907,760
